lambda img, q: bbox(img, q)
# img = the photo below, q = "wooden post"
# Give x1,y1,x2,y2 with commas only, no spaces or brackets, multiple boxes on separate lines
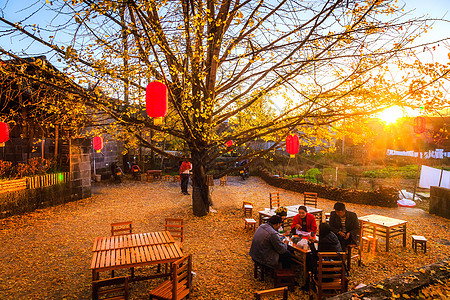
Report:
438,168,444,187
54,125,59,159
412,165,421,202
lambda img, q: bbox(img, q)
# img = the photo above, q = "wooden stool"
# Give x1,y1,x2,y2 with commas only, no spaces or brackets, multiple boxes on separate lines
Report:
412,235,427,253
346,244,362,271
219,175,227,186
173,175,180,182
253,260,274,281
274,269,296,292
244,218,257,231
362,235,378,252
164,175,171,181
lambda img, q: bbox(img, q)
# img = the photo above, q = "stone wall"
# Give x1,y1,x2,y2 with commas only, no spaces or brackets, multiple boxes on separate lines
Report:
70,138,91,199
0,183,71,219
258,168,398,207
430,186,450,219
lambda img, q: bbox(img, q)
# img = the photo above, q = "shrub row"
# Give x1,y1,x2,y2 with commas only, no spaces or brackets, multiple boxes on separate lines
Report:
258,167,398,208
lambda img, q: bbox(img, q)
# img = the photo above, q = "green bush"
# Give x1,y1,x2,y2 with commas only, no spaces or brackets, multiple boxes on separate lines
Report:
305,168,321,183
362,165,418,179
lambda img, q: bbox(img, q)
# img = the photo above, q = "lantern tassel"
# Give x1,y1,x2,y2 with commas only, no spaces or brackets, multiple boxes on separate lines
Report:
154,117,163,125
290,154,295,158
0,142,4,147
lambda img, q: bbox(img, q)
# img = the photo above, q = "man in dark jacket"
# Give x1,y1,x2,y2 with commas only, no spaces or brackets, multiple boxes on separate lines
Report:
249,215,292,269
329,202,360,249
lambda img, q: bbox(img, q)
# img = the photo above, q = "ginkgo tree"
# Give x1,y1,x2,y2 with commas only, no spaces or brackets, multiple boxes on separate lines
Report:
0,0,448,216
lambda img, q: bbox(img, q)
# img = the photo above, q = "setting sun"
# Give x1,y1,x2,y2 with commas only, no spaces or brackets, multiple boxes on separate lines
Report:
377,106,404,124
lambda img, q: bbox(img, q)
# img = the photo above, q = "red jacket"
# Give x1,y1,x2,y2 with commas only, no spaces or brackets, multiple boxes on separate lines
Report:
291,212,317,234
179,161,192,174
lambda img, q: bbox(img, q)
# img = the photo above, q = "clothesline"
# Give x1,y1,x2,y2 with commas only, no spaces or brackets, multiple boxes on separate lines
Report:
386,149,449,159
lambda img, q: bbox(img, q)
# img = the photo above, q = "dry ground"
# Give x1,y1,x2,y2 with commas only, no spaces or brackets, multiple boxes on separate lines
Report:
0,176,449,299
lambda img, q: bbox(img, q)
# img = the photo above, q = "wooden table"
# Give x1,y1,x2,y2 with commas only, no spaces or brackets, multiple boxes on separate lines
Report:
90,231,183,281
258,205,323,227
146,170,163,179
358,214,407,252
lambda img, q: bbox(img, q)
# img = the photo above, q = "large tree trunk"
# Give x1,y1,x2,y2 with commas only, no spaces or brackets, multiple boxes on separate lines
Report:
191,149,212,217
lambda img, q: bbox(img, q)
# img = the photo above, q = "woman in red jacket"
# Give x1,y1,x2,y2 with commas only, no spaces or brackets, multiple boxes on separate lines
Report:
291,205,317,236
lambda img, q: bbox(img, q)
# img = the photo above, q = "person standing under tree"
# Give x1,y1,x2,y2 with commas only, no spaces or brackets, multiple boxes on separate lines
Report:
179,156,192,195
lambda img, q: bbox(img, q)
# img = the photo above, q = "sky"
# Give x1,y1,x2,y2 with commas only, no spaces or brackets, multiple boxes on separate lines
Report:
1,0,449,117
1,0,449,60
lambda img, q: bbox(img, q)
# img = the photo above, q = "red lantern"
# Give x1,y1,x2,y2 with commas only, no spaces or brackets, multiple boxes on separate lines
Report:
0,122,9,147
286,134,299,158
413,116,426,134
93,136,103,153
146,81,168,125
225,140,233,147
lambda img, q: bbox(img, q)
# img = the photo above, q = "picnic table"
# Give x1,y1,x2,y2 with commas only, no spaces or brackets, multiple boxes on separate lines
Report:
258,205,323,226
358,214,407,252
90,231,183,281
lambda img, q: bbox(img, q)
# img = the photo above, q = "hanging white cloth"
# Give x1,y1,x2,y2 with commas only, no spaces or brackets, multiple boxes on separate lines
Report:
419,165,450,189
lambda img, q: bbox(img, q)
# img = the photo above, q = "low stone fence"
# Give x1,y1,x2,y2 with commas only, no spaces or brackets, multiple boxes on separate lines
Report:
0,182,74,219
258,168,398,207
329,260,450,299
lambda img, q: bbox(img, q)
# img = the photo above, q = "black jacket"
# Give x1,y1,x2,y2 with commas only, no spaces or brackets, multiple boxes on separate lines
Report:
329,210,360,245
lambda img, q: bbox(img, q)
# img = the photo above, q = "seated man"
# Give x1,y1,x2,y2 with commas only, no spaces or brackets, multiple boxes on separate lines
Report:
329,202,360,249
249,215,292,270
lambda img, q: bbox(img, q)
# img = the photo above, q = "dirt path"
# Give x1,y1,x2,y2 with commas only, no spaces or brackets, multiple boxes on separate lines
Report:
0,177,449,299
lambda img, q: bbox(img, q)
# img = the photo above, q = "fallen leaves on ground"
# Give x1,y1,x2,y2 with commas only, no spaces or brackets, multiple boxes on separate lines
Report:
0,177,449,299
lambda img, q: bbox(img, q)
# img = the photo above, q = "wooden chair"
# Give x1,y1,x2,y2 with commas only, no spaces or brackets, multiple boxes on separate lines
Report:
165,218,184,248
164,175,172,181
361,223,378,253
111,221,133,236
244,218,257,231
254,287,288,300
310,252,348,300
173,175,180,182
220,175,227,186
92,276,129,300
303,192,318,208
269,192,281,209
149,254,192,300
242,201,253,217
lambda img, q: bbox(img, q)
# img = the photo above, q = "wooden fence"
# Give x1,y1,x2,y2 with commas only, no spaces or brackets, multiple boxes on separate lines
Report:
0,172,70,194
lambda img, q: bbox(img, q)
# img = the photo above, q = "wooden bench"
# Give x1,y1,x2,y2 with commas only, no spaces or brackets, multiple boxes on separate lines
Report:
244,218,257,231
0,178,27,194
146,170,162,180
412,235,427,253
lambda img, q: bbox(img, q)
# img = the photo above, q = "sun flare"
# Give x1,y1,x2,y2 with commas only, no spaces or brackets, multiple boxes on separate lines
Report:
378,106,404,124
